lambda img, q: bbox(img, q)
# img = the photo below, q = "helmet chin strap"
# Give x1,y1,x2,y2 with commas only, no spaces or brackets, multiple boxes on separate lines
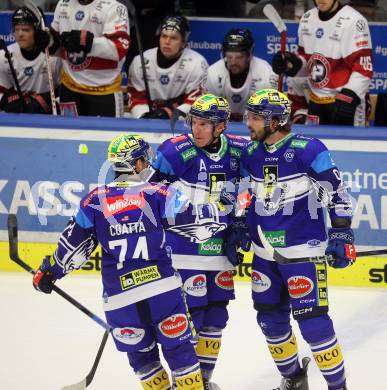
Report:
261,118,280,142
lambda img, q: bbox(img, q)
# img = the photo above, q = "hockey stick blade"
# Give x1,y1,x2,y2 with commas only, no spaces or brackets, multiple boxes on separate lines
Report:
258,224,387,264
263,4,287,33
61,330,109,390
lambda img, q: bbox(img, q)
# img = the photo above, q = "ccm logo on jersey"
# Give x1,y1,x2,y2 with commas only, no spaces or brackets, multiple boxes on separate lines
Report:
113,327,145,345
159,314,188,338
287,276,314,298
103,194,144,216
215,271,234,290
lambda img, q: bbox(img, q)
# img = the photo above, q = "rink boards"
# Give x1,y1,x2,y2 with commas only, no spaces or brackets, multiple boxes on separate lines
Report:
0,241,386,288
0,114,386,288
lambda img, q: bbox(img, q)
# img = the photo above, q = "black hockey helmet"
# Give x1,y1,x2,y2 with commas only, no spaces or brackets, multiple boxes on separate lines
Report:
12,6,42,31
156,15,190,42
222,28,254,56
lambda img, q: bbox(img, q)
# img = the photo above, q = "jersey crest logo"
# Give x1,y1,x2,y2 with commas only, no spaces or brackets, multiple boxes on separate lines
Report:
24,66,33,76
75,11,85,21
167,220,227,243
160,74,170,85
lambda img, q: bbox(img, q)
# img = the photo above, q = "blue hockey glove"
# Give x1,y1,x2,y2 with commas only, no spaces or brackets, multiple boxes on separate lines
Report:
33,256,56,294
225,219,251,266
325,227,356,268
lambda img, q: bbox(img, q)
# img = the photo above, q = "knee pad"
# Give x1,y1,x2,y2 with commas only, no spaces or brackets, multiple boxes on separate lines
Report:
162,341,198,372
254,301,291,338
297,314,335,344
127,341,159,372
203,300,229,329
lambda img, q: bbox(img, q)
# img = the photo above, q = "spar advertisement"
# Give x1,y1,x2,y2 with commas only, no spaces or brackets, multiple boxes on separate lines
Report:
1,12,387,93
0,114,386,288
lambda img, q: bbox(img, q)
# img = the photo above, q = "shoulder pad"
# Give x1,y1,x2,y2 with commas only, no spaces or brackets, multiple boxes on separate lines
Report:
81,185,110,208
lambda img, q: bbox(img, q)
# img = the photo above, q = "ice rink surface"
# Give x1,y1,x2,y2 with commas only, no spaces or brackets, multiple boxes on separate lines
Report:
1,273,387,390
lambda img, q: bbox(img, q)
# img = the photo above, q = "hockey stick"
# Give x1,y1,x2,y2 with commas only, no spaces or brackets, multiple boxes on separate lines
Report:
61,330,109,390
24,0,57,115
257,225,387,265
0,38,26,110
7,214,111,331
7,214,112,389
263,4,287,92
126,0,153,112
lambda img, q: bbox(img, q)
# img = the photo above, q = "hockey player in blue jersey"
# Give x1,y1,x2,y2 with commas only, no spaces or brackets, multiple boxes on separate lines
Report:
228,89,355,390
32,134,236,390
148,94,249,389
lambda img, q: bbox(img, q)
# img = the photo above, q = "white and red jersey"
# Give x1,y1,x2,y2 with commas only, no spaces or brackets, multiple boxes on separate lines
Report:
205,56,277,119
128,47,208,118
297,5,372,100
51,0,130,95
0,43,61,95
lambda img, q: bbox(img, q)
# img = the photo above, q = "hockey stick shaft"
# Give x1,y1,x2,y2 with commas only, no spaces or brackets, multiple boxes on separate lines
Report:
7,214,111,332
126,0,152,111
263,4,287,92
0,38,25,108
278,31,287,92
258,225,387,265
24,0,57,115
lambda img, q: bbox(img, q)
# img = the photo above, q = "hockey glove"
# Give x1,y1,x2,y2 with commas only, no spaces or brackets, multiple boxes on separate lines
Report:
142,107,171,119
61,30,94,65
33,256,56,294
325,227,356,268
225,219,251,266
332,88,360,125
0,91,25,113
272,52,302,77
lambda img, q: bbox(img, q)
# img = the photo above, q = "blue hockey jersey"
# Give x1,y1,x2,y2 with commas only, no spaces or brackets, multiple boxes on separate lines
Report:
240,133,352,260
151,133,249,270
47,180,229,311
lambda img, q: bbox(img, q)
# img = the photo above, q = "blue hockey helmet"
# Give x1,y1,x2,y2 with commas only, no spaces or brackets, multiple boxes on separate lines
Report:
107,134,153,173
245,89,291,126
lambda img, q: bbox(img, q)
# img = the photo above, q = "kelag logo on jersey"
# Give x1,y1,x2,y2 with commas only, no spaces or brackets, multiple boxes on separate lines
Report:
75,11,85,21
198,238,223,255
102,194,145,217
24,66,33,76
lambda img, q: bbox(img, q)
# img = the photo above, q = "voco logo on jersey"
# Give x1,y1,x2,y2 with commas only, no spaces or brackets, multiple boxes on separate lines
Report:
102,194,144,217
159,314,188,338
